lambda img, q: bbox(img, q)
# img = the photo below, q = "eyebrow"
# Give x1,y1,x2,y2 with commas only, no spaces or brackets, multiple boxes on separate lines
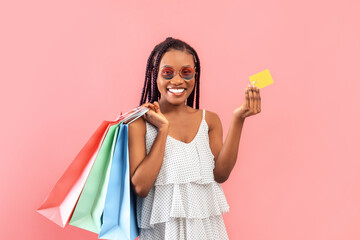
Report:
161,65,192,69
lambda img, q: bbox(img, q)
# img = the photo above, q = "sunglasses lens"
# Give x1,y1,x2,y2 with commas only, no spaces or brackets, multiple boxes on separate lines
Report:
161,67,175,79
181,67,195,79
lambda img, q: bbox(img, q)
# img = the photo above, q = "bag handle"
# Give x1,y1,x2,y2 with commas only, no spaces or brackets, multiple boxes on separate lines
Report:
124,107,149,125
114,106,142,121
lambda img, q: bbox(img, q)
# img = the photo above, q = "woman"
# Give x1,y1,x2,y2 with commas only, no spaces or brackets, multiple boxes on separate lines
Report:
128,37,261,239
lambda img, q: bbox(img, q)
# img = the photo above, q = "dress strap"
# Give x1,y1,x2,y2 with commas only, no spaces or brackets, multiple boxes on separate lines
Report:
202,109,205,120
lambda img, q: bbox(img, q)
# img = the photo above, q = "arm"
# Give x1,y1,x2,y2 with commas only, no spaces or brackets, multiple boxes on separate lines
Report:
128,116,169,198
209,84,261,183
208,111,245,183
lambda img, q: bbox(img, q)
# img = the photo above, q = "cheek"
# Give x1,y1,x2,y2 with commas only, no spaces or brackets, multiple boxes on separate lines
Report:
187,81,196,92
156,78,166,96
156,78,163,90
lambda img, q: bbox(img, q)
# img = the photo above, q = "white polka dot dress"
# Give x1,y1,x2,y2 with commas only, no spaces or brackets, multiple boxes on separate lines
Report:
136,109,230,240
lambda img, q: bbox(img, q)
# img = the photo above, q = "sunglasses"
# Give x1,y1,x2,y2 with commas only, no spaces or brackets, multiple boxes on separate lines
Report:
159,65,196,80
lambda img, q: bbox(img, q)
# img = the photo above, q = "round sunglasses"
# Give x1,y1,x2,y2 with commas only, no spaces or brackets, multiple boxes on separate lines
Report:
160,65,196,80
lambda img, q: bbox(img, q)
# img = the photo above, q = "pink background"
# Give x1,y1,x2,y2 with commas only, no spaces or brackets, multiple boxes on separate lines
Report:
1,0,359,239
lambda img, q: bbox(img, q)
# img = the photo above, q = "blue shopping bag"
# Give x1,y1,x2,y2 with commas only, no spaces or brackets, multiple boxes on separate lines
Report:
99,122,139,240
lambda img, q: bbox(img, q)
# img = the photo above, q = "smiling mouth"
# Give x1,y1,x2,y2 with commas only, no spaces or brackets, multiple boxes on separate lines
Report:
167,88,186,95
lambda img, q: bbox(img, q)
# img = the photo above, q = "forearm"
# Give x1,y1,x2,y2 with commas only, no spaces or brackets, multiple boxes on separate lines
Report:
214,115,245,183
131,126,168,197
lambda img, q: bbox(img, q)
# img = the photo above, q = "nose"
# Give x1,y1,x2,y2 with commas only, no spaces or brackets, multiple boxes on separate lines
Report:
170,73,184,85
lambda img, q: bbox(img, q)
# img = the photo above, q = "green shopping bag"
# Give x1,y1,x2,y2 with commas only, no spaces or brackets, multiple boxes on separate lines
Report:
69,122,120,233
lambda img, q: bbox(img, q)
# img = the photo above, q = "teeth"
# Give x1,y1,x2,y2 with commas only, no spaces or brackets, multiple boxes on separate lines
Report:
168,88,185,93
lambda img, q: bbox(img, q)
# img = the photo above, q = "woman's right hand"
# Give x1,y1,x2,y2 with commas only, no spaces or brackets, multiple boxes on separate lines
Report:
141,101,169,130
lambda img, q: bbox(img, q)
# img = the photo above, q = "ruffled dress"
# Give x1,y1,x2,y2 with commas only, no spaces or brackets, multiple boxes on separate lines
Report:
136,109,230,240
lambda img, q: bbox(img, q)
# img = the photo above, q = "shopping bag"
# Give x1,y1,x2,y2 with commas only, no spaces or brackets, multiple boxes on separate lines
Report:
37,105,148,230
69,122,121,233
98,123,139,240
37,119,121,227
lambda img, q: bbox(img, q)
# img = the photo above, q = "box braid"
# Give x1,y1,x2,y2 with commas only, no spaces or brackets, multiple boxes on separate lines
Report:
139,37,201,109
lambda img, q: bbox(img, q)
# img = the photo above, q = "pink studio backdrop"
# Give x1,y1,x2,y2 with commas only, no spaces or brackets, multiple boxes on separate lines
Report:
1,0,359,239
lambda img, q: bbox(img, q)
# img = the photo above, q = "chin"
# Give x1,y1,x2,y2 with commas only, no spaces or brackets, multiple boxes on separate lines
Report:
161,96,187,105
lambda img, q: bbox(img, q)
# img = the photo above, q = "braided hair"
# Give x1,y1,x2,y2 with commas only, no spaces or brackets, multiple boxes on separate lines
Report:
139,37,201,109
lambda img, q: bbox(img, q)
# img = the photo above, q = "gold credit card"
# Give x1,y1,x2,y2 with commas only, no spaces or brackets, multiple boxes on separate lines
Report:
249,69,274,89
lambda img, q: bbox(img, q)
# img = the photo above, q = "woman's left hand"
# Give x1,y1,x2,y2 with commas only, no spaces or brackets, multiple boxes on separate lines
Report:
233,84,261,121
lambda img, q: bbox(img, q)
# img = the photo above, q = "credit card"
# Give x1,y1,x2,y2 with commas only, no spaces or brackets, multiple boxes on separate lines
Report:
249,69,274,89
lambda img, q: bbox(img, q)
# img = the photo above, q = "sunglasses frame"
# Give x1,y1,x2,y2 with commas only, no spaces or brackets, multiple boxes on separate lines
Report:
159,65,197,80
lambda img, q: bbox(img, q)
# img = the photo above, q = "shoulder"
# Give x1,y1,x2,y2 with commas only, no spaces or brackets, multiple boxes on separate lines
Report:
203,109,222,131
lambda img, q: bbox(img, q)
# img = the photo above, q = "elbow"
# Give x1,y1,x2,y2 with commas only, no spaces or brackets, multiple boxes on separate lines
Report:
138,187,150,198
131,177,150,198
213,167,229,184
214,173,229,184
216,176,229,184
133,184,149,198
